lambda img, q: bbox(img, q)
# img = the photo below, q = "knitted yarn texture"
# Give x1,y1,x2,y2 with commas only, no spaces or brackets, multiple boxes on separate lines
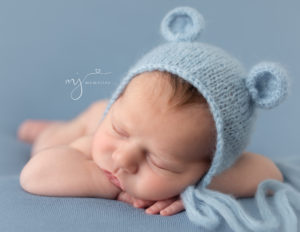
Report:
100,6,300,232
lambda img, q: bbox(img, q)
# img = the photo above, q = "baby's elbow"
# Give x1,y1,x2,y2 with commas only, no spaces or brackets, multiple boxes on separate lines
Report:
271,163,284,182
20,166,35,194
259,155,284,183
19,159,45,195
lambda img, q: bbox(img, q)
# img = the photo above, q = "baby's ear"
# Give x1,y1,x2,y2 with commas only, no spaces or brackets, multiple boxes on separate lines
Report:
245,62,290,109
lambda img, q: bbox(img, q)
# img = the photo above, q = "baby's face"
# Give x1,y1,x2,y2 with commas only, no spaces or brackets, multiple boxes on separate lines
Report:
92,72,215,201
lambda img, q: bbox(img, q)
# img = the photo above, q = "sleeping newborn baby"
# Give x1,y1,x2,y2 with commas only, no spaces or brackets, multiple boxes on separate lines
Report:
18,7,290,228
18,70,283,216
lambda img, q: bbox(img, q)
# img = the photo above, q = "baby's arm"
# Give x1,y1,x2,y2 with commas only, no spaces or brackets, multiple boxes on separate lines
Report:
207,152,283,197
20,138,121,199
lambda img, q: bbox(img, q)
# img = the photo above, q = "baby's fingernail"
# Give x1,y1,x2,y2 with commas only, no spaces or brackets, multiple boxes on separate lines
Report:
160,210,168,216
146,209,153,214
134,202,141,208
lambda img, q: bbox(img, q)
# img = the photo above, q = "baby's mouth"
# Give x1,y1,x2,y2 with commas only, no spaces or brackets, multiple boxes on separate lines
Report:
102,169,124,190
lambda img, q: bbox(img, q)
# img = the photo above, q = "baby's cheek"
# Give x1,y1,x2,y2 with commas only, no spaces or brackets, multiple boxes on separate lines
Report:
92,132,115,161
134,173,183,201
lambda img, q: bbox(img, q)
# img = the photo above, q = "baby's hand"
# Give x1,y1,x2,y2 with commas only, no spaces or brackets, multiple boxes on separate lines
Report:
116,191,155,208
144,196,184,216
117,192,184,216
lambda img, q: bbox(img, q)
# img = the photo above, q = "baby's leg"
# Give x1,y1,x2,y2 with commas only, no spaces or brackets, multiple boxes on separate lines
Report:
18,119,85,157
17,99,108,157
18,120,62,144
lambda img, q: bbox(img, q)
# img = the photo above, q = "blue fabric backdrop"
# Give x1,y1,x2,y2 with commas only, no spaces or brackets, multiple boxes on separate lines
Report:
0,0,299,231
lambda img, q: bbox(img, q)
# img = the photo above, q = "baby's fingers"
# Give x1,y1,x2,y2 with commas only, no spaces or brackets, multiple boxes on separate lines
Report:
117,192,154,208
159,199,184,216
145,198,176,215
133,199,155,208
117,191,134,204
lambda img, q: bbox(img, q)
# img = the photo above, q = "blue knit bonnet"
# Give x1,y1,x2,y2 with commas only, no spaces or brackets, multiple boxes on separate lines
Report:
100,7,294,231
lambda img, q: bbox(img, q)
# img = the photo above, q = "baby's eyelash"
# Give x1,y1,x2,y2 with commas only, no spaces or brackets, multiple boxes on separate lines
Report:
147,155,169,171
112,124,119,134
148,154,183,174
112,123,126,137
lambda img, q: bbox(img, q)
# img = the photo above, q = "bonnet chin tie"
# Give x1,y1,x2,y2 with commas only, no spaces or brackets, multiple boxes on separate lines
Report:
181,180,300,232
100,6,300,232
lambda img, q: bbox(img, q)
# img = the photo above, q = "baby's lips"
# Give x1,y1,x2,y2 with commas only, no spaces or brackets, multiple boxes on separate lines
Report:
102,169,124,190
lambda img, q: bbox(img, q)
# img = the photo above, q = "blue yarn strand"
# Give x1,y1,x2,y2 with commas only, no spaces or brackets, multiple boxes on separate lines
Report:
182,180,300,232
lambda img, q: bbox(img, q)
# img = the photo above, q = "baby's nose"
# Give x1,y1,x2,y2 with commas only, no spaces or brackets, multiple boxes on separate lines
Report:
112,144,144,174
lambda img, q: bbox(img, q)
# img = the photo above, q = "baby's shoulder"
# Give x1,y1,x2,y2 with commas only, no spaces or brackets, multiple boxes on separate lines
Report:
75,99,109,135
69,135,94,159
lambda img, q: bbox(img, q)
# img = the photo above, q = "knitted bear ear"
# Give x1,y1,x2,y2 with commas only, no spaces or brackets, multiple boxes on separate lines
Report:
160,6,205,42
245,62,290,109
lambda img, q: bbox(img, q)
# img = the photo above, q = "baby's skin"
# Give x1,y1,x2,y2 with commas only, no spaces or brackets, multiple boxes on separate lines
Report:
18,71,283,216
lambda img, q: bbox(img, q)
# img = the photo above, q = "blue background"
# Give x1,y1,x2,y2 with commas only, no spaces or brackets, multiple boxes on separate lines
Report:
0,1,300,232
0,0,299,179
